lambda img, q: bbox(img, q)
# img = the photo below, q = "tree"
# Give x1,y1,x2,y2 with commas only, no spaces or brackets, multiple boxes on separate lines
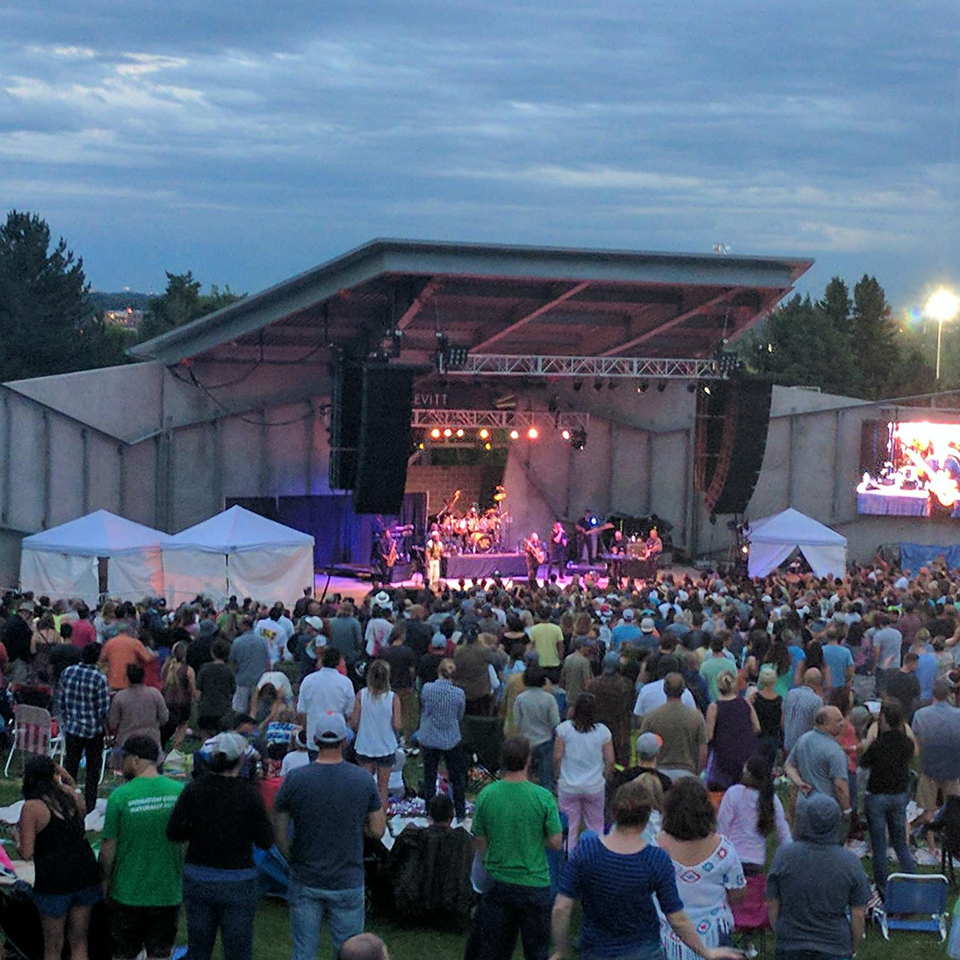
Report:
849,274,900,399
739,274,935,400
138,271,244,342
0,210,91,382
740,292,859,396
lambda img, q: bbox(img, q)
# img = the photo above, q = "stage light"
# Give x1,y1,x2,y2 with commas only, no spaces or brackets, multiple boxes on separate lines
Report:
572,379,583,391
527,426,539,440
687,383,697,393
593,378,603,391
637,381,649,393
570,428,587,450
455,428,464,438
607,380,618,390
509,429,520,440
417,442,425,450
443,427,453,437
430,428,441,439
703,385,712,395
479,428,490,440
657,381,667,393
484,442,492,451
561,428,571,441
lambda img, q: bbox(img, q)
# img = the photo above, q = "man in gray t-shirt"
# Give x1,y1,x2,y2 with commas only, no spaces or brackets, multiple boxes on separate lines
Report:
782,669,823,753
512,667,560,792
766,794,869,958
872,618,903,671
785,706,850,834
228,622,270,712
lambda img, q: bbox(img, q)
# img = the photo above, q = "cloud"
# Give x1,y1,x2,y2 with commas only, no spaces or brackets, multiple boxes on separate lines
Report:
0,0,956,302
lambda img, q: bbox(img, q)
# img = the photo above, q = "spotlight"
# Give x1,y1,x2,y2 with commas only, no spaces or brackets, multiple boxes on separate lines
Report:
509,429,520,440
607,380,618,390
561,428,571,441
479,428,490,440
443,427,453,437
484,442,492,450
703,385,712,396
430,428,441,439
637,381,649,394
455,428,465,438
570,428,587,451
527,426,539,440
687,383,697,393
417,442,425,450
657,381,667,393
593,378,603,391
572,379,583,391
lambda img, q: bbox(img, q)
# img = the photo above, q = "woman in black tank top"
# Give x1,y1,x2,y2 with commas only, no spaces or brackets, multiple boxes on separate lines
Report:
16,755,102,960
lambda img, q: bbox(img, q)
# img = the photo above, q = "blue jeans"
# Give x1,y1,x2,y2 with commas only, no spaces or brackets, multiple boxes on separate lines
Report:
864,792,916,896
473,879,552,960
183,875,258,960
288,879,364,959
530,739,554,793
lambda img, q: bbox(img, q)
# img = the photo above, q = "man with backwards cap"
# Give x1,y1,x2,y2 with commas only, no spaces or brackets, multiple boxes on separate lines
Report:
274,711,385,959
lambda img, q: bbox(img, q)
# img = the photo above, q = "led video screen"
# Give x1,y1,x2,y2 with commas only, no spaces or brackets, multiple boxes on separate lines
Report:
857,420,960,518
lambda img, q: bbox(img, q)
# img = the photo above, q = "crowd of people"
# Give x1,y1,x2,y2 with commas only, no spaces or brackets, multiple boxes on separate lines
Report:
2,549,960,959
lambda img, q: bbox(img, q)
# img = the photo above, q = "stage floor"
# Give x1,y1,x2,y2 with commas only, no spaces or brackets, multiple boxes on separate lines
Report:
311,564,700,604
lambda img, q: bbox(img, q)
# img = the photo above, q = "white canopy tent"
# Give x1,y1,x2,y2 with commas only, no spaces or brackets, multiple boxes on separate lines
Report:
162,506,315,608
747,507,847,579
20,510,170,605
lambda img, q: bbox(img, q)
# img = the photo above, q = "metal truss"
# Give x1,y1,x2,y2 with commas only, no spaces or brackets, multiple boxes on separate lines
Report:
412,408,590,431
440,353,727,379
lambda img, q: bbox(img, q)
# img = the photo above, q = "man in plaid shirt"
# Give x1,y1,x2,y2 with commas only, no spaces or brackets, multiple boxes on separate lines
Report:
56,643,110,814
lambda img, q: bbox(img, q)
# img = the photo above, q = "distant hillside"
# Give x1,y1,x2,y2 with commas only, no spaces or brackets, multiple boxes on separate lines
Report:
89,291,154,311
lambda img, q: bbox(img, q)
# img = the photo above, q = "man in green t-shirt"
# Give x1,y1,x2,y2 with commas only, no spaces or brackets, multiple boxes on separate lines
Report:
471,735,563,960
100,736,183,960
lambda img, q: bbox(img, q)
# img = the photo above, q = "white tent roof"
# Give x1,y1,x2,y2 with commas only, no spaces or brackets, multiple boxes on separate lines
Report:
748,508,846,546
164,505,314,554
21,510,171,557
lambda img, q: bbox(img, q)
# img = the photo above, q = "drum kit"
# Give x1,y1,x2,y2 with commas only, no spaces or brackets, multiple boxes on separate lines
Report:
435,486,510,554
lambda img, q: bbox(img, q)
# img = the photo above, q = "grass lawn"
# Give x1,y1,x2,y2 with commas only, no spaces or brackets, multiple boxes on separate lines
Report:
0,761,951,959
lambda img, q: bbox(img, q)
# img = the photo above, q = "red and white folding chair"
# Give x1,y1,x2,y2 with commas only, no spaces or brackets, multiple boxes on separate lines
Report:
4,704,58,777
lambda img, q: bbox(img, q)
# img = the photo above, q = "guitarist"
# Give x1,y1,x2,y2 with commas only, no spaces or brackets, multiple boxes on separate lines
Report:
371,528,396,586
639,527,663,582
546,520,568,581
575,510,599,564
524,531,546,585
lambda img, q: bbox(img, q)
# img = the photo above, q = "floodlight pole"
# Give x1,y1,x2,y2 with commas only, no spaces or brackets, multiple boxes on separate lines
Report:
938,316,944,381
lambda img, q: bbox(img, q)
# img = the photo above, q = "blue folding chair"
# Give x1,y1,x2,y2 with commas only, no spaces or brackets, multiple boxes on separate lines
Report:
875,873,949,941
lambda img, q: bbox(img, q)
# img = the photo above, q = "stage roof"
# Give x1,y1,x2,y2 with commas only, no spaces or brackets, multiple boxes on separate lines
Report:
129,238,813,365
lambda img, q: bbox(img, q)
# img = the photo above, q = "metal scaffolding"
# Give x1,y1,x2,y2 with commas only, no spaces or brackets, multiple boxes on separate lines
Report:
412,408,590,432
438,353,728,379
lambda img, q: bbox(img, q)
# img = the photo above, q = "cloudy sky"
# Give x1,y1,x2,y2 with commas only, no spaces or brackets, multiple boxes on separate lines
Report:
1,1,958,311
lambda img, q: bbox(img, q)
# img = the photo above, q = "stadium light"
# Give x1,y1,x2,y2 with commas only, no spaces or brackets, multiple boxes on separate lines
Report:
925,288,960,380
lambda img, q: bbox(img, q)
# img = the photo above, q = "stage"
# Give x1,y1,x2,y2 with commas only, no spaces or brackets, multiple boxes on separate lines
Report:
311,561,699,604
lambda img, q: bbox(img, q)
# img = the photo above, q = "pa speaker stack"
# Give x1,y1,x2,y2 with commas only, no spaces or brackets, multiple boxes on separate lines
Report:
352,365,416,515
698,380,773,515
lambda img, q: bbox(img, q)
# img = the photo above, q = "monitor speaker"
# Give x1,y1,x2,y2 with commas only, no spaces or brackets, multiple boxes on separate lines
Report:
353,365,416,514
696,380,772,515
328,357,363,490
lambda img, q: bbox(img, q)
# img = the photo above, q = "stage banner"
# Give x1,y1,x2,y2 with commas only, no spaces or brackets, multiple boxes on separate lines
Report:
899,542,960,573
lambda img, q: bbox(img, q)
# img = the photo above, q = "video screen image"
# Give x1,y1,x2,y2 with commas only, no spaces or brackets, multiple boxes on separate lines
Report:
857,420,960,518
